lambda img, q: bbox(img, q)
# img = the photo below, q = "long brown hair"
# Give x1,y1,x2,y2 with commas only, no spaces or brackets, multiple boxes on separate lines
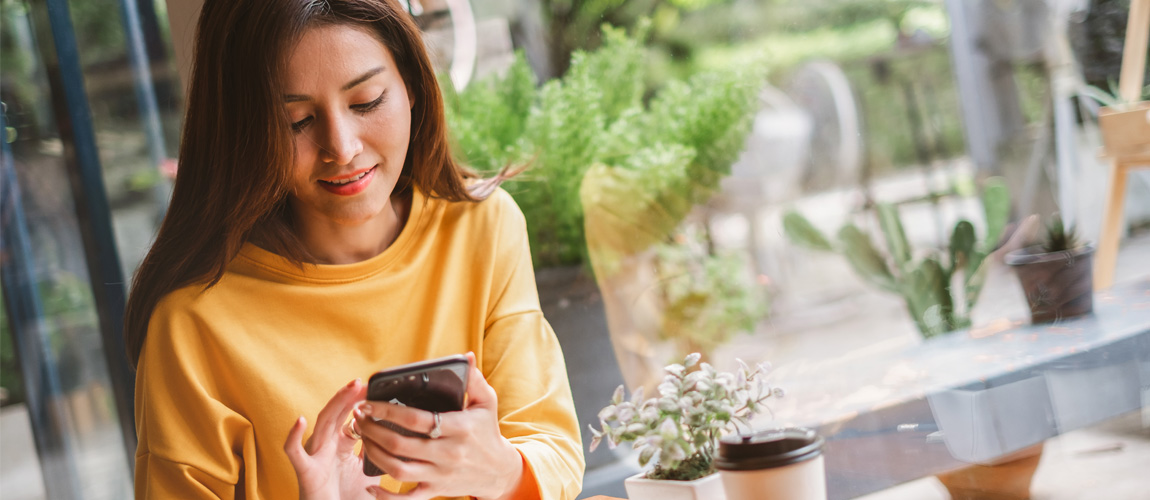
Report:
125,0,502,368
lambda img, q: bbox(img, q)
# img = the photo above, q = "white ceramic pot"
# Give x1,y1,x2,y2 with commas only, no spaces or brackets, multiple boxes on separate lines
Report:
623,472,726,500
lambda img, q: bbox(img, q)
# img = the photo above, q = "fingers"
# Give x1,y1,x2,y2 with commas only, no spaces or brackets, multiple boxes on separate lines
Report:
283,416,309,469
355,406,440,462
365,484,436,500
336,413,363,457
359,402,437,438
359,440,438,484
311,379,367,451
463,351,498,410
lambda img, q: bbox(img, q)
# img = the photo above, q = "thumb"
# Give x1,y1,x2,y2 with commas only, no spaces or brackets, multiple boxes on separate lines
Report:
463,351,498,410
283,416,310,469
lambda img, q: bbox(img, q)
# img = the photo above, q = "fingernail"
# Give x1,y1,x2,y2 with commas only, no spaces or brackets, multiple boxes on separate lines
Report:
353,408,364,420
347,379,357,388
360,403,373,416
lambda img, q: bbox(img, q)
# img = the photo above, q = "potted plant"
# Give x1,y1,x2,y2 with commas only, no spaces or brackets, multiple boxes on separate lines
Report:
446,24,763,398
782,178,1011,338
588,353,782,500
1004,214,1094,324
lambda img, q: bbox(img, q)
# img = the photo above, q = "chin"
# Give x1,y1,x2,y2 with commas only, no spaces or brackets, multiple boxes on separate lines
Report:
327,204,389,226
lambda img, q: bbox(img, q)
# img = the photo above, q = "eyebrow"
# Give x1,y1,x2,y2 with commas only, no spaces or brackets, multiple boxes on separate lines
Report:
283,67,385,103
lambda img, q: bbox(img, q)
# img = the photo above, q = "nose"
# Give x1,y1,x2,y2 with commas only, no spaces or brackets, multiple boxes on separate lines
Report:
317,112,363,165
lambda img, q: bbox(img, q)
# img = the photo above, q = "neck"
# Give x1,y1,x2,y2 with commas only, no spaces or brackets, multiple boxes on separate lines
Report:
292,194,412,265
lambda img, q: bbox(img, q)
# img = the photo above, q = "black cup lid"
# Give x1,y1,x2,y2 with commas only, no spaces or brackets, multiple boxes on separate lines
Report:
715,428,824,471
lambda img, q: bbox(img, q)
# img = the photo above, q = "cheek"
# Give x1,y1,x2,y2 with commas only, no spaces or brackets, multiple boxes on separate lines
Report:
291,136,317,182
374,106,412,155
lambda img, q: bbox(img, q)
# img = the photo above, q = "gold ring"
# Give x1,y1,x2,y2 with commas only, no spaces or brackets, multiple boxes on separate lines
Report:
343,419,362,441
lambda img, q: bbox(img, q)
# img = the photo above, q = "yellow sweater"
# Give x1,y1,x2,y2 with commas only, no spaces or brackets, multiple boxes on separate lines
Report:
134,187,585,499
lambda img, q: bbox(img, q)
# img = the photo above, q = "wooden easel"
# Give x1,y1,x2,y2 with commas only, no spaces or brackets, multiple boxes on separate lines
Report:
1094,0,1150,290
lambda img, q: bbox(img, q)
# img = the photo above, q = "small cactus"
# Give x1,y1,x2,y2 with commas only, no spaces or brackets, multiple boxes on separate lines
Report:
1042,214,1080,253
783,178,1010,338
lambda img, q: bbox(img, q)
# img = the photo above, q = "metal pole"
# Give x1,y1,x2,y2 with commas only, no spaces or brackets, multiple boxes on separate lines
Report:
118,0,171,221
1,113,85,500
33,0,138,472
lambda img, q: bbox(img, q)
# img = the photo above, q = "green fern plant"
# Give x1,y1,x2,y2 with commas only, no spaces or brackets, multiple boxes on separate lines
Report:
445,24,763,268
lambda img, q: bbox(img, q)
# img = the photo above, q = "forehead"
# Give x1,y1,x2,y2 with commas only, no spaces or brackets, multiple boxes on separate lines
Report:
283,24,397,89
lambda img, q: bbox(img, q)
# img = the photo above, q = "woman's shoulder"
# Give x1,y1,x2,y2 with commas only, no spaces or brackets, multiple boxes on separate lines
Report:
147,285,203,335
438,186,526,233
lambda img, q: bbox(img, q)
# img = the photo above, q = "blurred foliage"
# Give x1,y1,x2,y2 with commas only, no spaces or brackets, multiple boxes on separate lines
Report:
784,178,1011,338
539,0,730,76
0,290,23,406
0,271,100,407
1070,0,1150,93
67,0,128,65
654,228,766,357
446,24,762,268
1042,213,1081,253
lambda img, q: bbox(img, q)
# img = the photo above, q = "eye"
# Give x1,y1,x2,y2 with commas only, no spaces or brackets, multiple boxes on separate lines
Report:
351,90,387,114
291,116,313,132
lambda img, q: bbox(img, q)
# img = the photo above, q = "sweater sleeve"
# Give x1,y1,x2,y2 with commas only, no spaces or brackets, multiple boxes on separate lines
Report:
480,192,586,500
134,295,256,499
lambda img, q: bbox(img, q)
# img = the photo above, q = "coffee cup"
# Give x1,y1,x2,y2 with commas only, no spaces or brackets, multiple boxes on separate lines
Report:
715,428,827,500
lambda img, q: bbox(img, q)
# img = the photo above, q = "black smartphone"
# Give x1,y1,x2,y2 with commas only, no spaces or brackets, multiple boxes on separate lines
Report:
362,354,469,476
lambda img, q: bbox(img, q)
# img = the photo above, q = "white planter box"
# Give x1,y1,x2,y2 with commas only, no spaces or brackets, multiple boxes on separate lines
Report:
624,472,726,500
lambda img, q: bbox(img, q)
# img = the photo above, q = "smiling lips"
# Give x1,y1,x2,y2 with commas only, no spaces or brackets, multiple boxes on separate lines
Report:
319,165,376,196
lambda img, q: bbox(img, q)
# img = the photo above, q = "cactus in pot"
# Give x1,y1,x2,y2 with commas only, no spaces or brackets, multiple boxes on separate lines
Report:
783,178,1010,338
1004,213,1094,324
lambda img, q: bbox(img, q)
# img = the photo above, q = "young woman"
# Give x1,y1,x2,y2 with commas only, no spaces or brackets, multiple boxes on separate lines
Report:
125,1,583,498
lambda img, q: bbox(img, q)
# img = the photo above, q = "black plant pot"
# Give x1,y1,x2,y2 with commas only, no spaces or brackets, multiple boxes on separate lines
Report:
535,266,627,471
1005,245,1095,324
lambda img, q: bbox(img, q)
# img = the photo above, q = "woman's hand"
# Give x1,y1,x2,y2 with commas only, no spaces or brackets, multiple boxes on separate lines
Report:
284,378,378,500
354,352,526,500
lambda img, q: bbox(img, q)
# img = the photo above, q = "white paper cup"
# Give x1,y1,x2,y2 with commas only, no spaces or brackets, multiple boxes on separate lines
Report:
715,428,827,500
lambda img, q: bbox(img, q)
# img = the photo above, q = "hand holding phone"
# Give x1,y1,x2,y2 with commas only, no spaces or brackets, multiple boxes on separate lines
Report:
361,354,469,476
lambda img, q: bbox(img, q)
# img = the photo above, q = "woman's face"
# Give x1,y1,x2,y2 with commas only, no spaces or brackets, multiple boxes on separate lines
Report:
282,24,412,229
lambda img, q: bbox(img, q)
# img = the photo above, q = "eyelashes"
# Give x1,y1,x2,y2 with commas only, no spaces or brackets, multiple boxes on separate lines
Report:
290,89,389,132
351,90,388,114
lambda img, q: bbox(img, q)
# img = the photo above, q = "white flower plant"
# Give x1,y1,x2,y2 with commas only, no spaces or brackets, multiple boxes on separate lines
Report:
588,353,783,481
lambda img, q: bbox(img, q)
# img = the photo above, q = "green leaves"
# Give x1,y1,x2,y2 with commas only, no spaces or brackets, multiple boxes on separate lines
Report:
837,224,898,293
448,25,763,268
588,354,781,480
654,230,768,355
949,220,975,272
782,211,834,251
876,203,911,272
980,177,1010,252
780,177,1012,338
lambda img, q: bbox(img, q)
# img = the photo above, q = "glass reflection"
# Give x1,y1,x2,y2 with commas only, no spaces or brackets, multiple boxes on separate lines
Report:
1,0,132,497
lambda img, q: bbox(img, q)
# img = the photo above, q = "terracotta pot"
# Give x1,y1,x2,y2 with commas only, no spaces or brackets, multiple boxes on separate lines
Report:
935,443,1044,500
1005,245,1094,324
624,472,726,500
1098,102,1150,156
